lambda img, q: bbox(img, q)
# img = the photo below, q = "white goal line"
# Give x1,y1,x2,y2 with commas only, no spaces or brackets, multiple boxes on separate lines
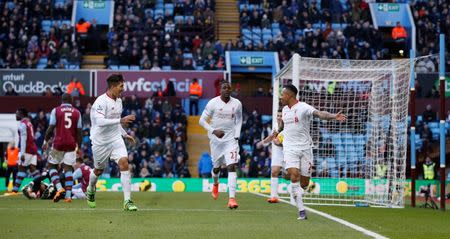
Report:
252,192,389,239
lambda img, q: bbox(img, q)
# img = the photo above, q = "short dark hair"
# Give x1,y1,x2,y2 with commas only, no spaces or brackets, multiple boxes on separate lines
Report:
17,107,28,117
192,78,198,83
76,157,83,164
107,74,124,89
283,84,298,96
220,80,230,87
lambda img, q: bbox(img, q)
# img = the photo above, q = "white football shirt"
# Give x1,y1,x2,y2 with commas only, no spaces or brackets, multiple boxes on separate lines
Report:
199,96,243,142
281,101,317,150
90,93,127,146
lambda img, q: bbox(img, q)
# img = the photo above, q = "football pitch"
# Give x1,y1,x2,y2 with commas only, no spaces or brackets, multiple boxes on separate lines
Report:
0,192,448,239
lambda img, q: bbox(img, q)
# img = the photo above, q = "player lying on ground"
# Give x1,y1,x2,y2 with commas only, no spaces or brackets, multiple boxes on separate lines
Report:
278,85,346,220
22,170,61,200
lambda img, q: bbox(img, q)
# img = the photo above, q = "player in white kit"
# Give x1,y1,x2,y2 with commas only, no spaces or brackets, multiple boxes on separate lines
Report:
257,107,285,203
199,81,242,209
277,85,346,219
87,74,138,211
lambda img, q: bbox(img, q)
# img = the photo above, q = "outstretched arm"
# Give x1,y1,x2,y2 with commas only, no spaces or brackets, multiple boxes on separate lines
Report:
313,110,347,122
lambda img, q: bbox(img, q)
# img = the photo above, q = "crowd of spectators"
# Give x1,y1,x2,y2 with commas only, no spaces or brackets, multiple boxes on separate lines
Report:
106,0,224,71
237,0,390,67
0,0,82,69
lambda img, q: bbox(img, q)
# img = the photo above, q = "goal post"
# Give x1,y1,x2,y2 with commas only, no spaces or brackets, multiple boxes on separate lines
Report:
272,54,411,208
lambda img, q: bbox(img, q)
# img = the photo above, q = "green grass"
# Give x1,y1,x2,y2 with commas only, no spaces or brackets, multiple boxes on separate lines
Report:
0,192,448,239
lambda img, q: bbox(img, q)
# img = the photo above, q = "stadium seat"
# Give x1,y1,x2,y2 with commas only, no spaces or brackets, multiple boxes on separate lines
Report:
195,66,204,71
183,53,193,59
262,28,271,35
119,65,129,70
261,115,272,124
109,65,119,70
428,122,438,129
37,64,46,69
185,16,194,22
162,65,172,70
174,15,184,23
130,65,140,70
38,58,48,65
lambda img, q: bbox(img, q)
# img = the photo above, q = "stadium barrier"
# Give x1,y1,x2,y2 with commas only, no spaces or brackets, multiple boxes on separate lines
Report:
1,178,448,196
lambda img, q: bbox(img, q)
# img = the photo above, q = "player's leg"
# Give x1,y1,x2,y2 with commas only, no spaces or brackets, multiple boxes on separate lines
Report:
268,166,281,203
285,150,306,219
112,139,137,211
61,151,77,202
48,150,65,202
296,149,314,220
117,157,137,211
225,140,239,209
12,157,28,194
210,141,222,200
63,164,74,202
87,144,109,208
28,154,40,179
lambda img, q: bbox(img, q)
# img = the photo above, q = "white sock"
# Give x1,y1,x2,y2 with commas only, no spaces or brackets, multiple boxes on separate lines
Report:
88,171,98,192
211,169,220,185
121,171,131,201
291,182,305,211
288,184,295,205
270,177,279,198
228,172,237,198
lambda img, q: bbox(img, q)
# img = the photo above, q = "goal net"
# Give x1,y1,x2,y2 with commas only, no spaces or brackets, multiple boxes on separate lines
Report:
273,54,411,208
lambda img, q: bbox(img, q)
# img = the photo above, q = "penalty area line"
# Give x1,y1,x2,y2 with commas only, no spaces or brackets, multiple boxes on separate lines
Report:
251,192,389,239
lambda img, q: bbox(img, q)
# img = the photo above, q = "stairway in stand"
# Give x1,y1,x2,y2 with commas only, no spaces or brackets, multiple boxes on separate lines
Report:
215,0,240,43
186,116,210,178
81,55,106,69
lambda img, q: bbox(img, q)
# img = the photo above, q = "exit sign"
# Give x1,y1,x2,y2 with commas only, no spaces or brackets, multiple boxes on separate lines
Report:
240,56,264,65
377,3,400,12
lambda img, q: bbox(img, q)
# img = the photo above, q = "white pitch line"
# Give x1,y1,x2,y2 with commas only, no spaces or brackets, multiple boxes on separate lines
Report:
252,192,389,239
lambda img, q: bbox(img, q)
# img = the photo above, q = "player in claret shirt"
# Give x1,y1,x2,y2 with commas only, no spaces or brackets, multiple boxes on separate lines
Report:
43,93,82,203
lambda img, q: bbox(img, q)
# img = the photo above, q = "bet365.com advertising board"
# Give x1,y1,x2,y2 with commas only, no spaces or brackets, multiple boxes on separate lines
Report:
1,178,447,197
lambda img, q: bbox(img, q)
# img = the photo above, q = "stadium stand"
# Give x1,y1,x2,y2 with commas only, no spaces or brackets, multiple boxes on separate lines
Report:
105,0,218,70
0,0,81,69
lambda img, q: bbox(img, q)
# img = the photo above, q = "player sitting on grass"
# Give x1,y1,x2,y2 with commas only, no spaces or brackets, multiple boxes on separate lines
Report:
71,158,92,199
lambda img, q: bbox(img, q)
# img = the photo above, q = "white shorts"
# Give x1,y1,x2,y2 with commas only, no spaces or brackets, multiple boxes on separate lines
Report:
210,139,240,168
271,144,284,167
72,187,86,199
48,149,76,166
18,153,37,167
284,148,313,177
92,139,128,170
